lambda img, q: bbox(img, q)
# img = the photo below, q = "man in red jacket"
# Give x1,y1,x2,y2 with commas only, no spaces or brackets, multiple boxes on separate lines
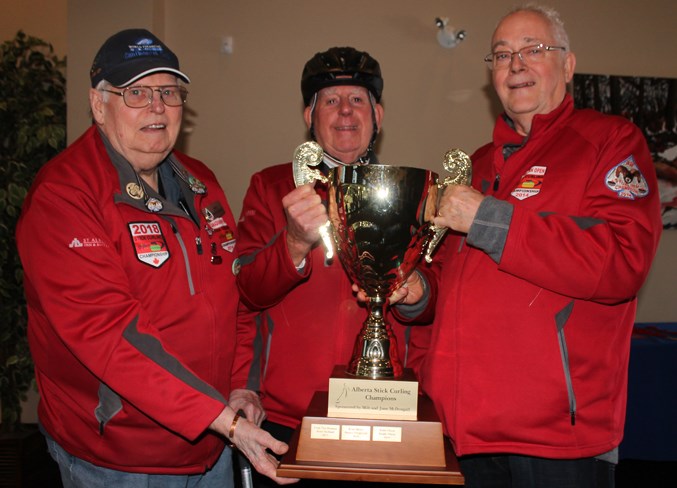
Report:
16,28,296,488
233,47,430,487
413,5,662,488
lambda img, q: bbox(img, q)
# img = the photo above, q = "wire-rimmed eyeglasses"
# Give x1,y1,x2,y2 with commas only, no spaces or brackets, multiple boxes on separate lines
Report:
101,85,189,108
484,43,566,70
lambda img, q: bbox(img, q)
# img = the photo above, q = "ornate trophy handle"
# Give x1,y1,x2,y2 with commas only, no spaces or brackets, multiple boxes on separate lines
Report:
292,141,334,260
424,148,472,263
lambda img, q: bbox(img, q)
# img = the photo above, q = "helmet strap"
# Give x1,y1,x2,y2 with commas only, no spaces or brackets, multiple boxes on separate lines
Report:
367,92,379,155
308,93,318,141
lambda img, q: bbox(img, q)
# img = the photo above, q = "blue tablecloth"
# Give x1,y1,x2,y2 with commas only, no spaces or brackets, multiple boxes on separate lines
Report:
619,323,677,461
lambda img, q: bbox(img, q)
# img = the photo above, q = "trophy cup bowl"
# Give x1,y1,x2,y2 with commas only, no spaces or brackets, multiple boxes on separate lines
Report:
327,164,439,379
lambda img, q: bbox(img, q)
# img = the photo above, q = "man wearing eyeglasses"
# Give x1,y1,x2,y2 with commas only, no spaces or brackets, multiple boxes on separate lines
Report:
409,5,662,487
16,29,297,488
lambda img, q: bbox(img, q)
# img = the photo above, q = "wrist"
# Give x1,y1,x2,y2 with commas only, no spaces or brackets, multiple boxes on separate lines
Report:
228,412,241,440
286,232,310,268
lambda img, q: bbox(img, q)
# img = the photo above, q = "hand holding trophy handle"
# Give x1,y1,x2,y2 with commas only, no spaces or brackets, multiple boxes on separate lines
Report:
292,142,334,260
424,148,472,263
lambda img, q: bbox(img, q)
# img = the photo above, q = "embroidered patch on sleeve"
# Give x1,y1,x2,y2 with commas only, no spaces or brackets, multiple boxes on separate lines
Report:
128,222,170,268
605,156,649,200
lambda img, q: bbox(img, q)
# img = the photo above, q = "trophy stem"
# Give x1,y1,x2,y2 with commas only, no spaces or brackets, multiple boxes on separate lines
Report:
346,296,403,379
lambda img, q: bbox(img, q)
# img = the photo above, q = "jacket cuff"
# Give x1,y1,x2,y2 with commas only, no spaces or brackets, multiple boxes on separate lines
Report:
466,196,513,264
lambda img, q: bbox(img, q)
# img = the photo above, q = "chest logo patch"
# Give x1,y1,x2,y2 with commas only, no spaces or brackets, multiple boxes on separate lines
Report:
128,222,169,268
605,156,649,200
511,166,546,201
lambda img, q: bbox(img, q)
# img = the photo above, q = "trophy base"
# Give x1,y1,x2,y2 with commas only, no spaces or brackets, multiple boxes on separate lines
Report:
277,390,463,484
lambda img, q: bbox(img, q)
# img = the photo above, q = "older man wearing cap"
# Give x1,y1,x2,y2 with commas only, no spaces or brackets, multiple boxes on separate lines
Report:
232,46,432,488
16,28,297,488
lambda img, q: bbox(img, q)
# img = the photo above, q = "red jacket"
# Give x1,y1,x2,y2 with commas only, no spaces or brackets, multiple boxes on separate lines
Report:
16,126,239,474
233,162,430,429
420,95,662,459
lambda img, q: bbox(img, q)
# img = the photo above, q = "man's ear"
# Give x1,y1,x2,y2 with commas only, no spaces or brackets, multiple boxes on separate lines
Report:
563,52,576,84
303,105,312,130
373,103,384,133
89,88,105,125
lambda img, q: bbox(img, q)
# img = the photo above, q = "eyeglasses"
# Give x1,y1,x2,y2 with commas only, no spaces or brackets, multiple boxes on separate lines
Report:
101,85,189,108
484,43,566,70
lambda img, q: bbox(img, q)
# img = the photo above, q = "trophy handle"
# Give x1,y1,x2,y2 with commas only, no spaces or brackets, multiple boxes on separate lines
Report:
292,142,334,260
424,148,472,263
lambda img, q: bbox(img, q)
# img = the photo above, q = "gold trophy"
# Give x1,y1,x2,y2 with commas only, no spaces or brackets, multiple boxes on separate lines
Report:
280,142,470,484
293,142,472,380
424,149,472,263
327,163,437,380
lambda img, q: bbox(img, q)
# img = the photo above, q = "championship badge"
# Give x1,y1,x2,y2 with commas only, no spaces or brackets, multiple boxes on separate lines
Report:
128,222,170,268
511,166,546,201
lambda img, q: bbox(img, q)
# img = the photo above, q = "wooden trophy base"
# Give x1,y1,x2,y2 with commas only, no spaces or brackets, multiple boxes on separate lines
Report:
277,390,464,484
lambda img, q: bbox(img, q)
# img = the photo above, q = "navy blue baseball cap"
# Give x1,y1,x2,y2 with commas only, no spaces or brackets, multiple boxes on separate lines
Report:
90,28,190,88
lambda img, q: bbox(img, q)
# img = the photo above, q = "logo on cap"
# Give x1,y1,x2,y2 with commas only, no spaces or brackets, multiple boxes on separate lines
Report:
125,38,165,60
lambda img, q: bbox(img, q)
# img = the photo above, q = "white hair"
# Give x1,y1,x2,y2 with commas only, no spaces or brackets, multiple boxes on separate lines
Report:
95,79,112,102
497,3,570,50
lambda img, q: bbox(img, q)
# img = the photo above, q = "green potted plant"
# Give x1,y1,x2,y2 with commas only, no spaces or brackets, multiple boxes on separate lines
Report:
0,30,66,486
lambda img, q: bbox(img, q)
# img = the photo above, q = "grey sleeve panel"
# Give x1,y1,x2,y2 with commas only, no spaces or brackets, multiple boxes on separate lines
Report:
95,383,123,431
540,212,605,231
466,196,513,264
122,317,227,404
570,215,605,230
245,313,265,391
555,300,577,425
237,230,283,266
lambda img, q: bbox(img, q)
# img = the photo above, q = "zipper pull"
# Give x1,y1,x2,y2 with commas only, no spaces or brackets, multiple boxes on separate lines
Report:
493,174,500,191
195,236,203,255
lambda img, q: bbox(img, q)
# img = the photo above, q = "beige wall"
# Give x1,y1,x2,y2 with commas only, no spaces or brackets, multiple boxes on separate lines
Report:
65,0,677,201
4,0,676,421
1,0,67,55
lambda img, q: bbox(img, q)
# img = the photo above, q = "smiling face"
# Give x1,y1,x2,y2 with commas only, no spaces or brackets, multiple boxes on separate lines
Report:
304,85,383,164
90,73,183,178
490,10,576,135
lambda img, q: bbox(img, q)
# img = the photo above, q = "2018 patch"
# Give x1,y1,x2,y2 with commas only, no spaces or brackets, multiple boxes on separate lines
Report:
511,166,546,201
128,222,169,268
605,156,649,200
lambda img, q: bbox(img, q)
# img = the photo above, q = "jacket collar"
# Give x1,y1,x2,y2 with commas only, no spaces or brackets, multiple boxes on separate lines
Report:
493,93,574,149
